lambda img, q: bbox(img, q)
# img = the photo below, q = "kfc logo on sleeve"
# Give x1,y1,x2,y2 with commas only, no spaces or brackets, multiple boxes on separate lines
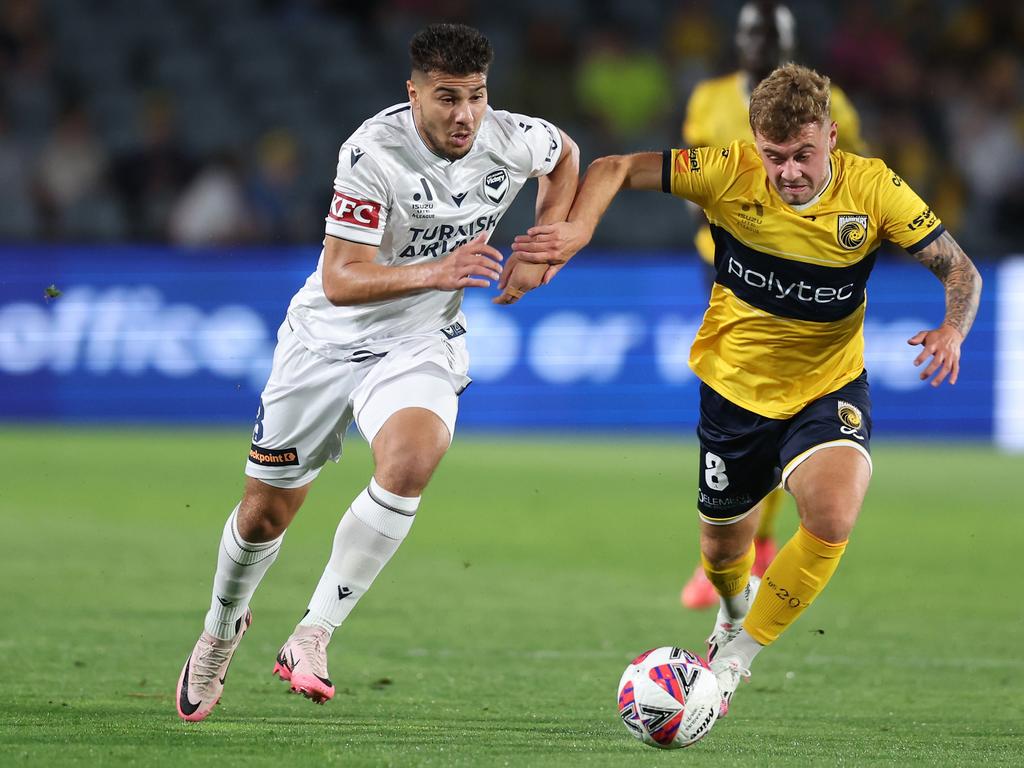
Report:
328,192,382,229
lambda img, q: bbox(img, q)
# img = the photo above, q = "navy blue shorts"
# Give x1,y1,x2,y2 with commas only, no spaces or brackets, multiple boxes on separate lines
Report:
696,371,873,523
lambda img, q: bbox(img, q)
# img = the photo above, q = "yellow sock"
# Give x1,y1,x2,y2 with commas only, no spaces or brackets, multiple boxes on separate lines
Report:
701,542,755,599
744,525,847,645
755,487,785,540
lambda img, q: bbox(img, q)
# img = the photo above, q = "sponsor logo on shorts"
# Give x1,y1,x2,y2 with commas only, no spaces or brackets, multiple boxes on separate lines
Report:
837,400,866,441
837,400,862,429
328,192,381,229
837,213,869,250
248,444,300,466
698,490,754,509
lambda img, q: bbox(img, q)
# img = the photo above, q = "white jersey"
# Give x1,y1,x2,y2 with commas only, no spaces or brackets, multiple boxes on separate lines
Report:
286,103,563,359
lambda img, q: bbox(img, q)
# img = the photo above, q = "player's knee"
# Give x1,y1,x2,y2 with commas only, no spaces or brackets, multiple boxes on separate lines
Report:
798,496,859,543
241,514,287,541
372,411,450,496
374,447,443,496
700,533,749,568
238,482,305,540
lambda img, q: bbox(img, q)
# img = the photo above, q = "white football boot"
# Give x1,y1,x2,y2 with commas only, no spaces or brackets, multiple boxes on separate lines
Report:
176,611,252,722
273,624,335,703
709,654,751,718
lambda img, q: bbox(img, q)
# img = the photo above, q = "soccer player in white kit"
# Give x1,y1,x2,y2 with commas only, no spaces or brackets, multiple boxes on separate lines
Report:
175,23,580,722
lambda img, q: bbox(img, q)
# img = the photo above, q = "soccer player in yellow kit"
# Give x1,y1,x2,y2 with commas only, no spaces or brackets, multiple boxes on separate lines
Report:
510,64,981,717
680,1,868,609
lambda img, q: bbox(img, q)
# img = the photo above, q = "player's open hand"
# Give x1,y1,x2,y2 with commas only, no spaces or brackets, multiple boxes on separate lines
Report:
907,324,963,387
510,221,589,267
432,232,503,291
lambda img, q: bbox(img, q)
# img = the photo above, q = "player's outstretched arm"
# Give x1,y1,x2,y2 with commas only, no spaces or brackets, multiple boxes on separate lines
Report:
906,230,983,387
510,152,664,268
535,129,581,228
494,129,581,305
321,233,502,305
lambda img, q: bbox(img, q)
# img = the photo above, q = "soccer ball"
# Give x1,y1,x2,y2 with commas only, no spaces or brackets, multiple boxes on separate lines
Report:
616,646,720,749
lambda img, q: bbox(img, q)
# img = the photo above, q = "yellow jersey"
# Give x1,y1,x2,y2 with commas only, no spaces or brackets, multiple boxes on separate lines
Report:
663,141,943,418
683,71,867,264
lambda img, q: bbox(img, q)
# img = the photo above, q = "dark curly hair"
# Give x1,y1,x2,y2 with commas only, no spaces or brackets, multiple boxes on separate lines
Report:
409,23,493,76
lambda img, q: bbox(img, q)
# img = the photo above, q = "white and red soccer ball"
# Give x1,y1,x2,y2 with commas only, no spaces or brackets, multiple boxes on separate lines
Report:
617,646,720,749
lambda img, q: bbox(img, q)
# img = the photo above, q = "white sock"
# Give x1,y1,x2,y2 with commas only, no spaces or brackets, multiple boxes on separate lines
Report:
721,595,748,622
723,629,764,670
204,504,284,640
721,577,757,622
299,478,418,635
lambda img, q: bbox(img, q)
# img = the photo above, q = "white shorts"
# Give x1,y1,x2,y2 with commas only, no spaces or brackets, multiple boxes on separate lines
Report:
245,321,471,488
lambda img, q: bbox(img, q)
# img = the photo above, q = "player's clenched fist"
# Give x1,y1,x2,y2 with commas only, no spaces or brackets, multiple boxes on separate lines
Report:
429,233,504,290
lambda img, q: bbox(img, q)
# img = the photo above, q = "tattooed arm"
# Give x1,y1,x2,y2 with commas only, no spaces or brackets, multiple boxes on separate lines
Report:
907,231,983,387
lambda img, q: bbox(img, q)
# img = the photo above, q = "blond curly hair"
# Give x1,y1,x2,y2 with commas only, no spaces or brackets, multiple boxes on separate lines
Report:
749,63,832,142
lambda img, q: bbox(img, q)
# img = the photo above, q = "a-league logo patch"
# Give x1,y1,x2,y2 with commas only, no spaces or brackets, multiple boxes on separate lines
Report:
483,167,509,204
837,213,869,250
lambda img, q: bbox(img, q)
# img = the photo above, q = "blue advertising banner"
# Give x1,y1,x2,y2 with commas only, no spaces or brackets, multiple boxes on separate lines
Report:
0,246,1000,437
457,257,997,437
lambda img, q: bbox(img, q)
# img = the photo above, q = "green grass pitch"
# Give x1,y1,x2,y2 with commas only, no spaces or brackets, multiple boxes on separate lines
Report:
1,428,1021,766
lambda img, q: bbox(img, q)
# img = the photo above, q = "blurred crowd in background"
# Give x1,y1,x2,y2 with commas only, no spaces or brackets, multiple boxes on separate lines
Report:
2,0,1022,255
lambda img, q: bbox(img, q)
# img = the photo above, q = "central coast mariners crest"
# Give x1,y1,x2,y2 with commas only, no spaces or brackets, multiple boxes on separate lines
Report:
837,213,869,250
482,167,509,204
837,400,865,440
